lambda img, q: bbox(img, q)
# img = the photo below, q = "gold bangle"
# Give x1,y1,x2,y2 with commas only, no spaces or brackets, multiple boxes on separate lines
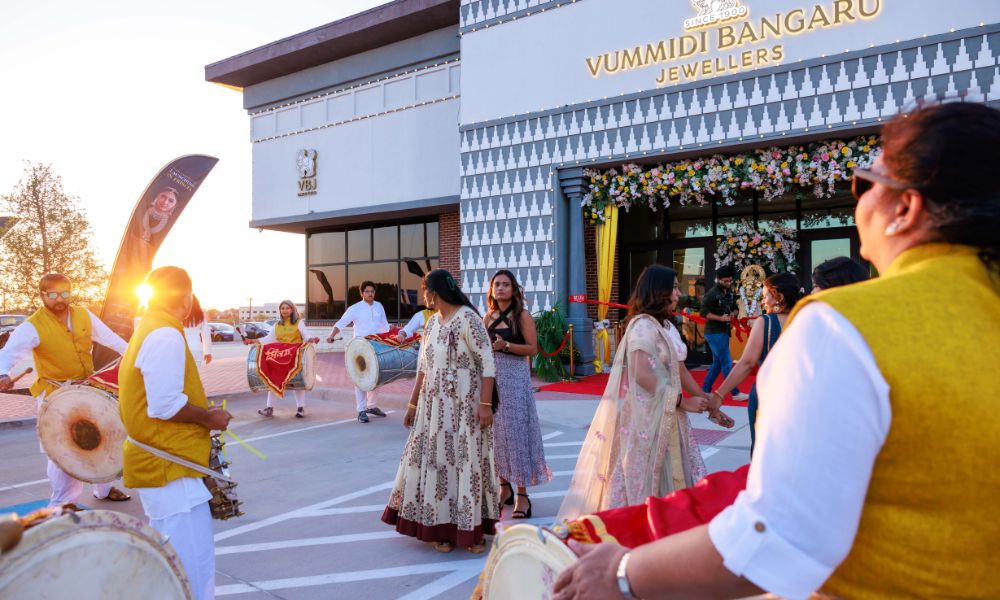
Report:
408,403,418,410
479,402,493,407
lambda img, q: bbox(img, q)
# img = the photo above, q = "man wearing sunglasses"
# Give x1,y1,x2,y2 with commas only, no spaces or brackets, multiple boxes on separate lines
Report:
0,273,132,505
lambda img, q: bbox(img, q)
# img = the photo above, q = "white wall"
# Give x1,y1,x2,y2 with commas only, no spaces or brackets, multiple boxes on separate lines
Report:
250,62,462,222
461,0,1000,124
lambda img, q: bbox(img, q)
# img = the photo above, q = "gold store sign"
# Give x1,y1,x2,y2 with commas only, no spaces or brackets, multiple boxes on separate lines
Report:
584,0,882,87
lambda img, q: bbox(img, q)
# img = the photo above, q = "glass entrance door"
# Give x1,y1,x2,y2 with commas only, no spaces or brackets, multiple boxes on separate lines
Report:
669,241,711,363
798,227,863,286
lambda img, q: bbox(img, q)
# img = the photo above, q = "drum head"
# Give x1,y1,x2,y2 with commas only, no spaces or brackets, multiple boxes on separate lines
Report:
481,524,577,600
0,510,191,599
298,344,316,390
37,385,125,484
345,338,378,392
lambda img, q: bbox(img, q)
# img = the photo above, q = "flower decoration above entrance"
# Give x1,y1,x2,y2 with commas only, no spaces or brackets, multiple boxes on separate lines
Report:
715,220,799,274
582,135,880,224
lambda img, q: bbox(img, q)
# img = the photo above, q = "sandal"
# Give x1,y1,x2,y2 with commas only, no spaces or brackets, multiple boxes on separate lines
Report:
500,482,514,507
466,543,486,554
96,487,131,502
257,407,273,418
430,541,454,553
512,493,532,519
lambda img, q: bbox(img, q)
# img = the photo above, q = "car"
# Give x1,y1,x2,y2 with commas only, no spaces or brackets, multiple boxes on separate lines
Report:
208,323,236,342
240,322,271,340
0,315,26,349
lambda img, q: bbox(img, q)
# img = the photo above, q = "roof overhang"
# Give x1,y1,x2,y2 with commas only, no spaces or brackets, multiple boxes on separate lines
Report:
205,0,459,89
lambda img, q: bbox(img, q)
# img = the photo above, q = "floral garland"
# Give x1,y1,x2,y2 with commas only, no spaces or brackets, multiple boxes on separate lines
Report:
582,135,880,223
739,286,763,317
716,220,800,274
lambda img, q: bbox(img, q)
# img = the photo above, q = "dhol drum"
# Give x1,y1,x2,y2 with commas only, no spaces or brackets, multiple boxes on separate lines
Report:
478,524,577,600
246,343,316,394
345,337,419,392
37,384,126,484
0,509,191,599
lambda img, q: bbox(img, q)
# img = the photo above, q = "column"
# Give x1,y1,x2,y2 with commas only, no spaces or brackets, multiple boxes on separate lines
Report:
558,167,595,376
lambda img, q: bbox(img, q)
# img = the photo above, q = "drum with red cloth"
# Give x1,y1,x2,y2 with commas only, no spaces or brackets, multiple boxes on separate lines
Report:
246,342,315,395
345,329,419,391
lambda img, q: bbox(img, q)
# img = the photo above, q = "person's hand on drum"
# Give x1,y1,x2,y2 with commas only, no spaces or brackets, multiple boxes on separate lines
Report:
204,408,233,431
0,375,12,392
396,330,408,343
307,337,320,344
553,540,629,600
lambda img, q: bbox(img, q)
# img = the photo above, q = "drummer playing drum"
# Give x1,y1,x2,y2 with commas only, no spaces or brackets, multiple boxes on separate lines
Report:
249,300,319,418
326,281,390,423
0,273,132,506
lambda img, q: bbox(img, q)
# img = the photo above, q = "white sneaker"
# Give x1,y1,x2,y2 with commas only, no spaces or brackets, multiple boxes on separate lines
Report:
731,392,750,401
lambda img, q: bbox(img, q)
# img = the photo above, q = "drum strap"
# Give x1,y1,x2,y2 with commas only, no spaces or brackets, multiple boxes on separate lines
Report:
126,437,236,484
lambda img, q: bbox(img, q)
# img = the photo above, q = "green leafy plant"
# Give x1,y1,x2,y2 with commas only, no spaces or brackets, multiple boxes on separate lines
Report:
533,303,570,382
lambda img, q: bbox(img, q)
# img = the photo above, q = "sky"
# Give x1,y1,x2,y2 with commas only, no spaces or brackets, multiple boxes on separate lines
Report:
0,0,389,310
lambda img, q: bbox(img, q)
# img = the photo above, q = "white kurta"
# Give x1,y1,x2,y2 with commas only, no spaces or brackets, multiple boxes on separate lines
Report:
133,326,215,600
183,321,213,364
334,300,390,338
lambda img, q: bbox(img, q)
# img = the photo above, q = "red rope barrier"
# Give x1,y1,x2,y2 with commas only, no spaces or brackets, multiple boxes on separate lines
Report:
568,296,759,340
537,329,572,357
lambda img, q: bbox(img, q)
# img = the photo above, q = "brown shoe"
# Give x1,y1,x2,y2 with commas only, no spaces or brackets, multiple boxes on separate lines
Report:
96,487,131,502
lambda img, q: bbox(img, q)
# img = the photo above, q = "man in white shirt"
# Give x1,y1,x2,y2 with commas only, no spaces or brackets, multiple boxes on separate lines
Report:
0,273,131,506
326,280,390,423
119,266,232,600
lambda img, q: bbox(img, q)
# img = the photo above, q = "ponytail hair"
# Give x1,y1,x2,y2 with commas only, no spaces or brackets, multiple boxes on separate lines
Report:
424,269,477,315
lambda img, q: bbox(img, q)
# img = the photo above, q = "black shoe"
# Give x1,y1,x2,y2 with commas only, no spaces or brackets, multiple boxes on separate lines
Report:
358,411,370,423
512,493,532,519
365,407,387,417
500,482,515,506
295,407,305,418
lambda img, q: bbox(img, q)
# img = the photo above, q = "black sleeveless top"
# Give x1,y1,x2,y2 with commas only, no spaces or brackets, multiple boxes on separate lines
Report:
487,305,525,350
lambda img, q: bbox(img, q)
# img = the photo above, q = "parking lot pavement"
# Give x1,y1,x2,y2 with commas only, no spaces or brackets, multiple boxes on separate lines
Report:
0,387,749,599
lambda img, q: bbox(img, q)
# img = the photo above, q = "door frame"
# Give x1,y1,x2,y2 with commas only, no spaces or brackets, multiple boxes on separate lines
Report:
797,226,864,287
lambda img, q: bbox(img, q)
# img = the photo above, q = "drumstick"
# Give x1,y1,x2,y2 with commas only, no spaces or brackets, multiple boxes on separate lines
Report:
8,367,33,385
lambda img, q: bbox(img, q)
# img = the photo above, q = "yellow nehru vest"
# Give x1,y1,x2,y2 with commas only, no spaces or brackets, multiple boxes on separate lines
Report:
421,309,435,325
273,320,303,343
789,244,1000,599
26,305,94,397
119,308,210,489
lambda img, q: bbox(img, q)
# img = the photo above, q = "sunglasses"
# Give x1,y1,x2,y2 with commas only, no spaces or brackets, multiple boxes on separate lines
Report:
851,168,910,201
44,291,72,300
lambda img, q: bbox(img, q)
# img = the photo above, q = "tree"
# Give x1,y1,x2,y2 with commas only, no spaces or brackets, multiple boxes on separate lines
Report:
0,162,108,312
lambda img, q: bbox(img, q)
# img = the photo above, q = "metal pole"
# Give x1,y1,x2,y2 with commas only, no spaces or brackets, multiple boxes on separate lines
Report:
567,323,575,381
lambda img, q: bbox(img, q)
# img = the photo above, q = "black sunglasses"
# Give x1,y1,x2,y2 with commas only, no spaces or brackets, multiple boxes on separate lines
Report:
851,168,910,201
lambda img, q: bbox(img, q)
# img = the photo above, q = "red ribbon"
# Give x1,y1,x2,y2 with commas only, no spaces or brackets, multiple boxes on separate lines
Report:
567,296,758,339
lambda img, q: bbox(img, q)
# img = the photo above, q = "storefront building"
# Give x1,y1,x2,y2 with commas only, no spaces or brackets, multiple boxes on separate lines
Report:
207,0,1000,366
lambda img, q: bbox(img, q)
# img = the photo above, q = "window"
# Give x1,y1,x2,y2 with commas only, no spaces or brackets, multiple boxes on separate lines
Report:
306,221,439,321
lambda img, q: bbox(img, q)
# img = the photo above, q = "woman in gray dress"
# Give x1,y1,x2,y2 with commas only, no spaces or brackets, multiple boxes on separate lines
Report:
484,269,552,519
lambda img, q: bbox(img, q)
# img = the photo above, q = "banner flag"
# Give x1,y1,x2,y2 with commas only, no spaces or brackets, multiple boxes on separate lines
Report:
94,155,218,367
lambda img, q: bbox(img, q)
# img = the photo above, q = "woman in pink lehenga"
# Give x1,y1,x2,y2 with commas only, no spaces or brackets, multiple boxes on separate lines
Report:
558,265,713,520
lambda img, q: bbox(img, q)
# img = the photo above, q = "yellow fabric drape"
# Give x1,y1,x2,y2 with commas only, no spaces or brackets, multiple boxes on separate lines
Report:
594,205,618,372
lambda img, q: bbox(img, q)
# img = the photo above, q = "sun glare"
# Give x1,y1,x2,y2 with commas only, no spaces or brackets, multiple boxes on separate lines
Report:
136,283,154,309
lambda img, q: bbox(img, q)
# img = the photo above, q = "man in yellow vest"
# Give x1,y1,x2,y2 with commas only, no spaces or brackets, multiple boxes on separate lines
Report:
119,266,231,600
550,106,1000,599
0,273,131,506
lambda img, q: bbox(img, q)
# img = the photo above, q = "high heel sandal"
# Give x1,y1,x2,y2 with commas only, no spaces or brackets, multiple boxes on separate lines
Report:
512,493,532,519
500,482,514,507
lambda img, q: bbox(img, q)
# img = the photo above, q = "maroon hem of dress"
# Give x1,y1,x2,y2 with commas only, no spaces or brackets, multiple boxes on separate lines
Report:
381,507,496,547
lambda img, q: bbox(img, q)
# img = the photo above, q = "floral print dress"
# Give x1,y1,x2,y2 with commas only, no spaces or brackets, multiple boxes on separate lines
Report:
381,306,500,547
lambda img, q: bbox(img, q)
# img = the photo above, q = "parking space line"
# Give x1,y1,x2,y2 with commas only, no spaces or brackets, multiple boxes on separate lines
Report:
232,411,397,445
305,504,385,518
544,453,581,460
214,480,394,542
541,430,564,441
544,441,584,447
217,531,399,555
0,478,48,493
215,558,488,596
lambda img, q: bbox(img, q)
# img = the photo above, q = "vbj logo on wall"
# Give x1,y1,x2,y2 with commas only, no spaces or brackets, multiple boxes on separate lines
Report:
685,0,750,31
296,149,318,197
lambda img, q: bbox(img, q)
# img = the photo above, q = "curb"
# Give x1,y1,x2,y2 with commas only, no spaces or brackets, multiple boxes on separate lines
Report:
0,417,35,430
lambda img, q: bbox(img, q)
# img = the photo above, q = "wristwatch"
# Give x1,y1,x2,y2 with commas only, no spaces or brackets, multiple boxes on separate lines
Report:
616,551,637,599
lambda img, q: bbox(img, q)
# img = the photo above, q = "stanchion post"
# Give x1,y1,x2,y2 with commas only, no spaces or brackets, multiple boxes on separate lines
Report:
567,324,575,381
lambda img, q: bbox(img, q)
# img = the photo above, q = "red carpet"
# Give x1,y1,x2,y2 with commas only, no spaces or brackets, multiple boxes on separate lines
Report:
538,369,754,406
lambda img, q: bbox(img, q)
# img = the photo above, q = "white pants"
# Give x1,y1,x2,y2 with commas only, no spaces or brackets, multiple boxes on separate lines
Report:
354,387,378,412
147,501,215,600
266,389,305,408
46,459,112,507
